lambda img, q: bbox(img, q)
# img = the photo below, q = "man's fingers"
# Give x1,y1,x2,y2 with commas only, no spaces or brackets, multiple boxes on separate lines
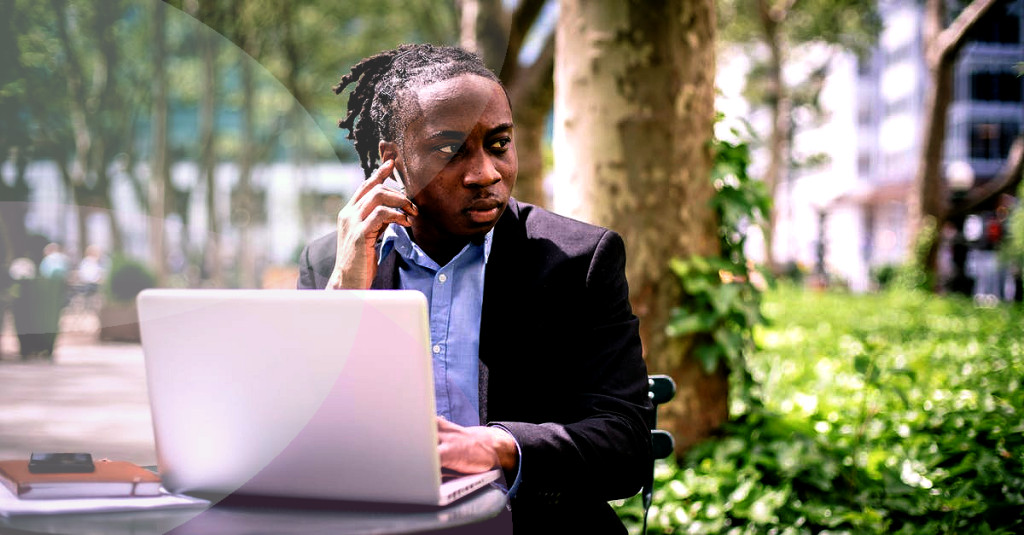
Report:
436,415,458,432
361,206,412,238
350,159,396,203
357,185,417,220
367,159,395,186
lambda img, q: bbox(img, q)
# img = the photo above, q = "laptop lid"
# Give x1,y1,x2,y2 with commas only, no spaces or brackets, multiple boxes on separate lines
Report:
137,289,493,505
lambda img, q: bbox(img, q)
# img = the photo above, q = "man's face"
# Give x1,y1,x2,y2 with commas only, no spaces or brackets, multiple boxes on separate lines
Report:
389,74,517,248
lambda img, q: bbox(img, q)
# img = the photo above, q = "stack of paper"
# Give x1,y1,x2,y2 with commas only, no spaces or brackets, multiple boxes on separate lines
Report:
0,484,209,517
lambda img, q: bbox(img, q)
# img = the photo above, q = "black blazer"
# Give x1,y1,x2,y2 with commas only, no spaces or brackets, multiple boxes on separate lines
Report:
298,199,653,533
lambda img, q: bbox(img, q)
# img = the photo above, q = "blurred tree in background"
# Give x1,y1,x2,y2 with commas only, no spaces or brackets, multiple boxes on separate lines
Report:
456,0,555,208
1,0,457,288
717,0,881,274
906,0,1003,286
164,0,461,286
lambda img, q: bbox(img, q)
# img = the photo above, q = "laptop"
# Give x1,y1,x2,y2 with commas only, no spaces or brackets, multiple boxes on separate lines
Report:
136,289,500,506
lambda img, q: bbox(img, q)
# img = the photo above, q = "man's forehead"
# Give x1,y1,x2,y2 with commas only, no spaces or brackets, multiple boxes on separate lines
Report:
406,75,511,135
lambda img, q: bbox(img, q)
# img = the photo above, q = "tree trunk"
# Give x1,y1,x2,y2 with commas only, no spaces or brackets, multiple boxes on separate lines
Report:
150,1,168,284
554,0,722,454
198,9,221,287
238,50,257,289
2,149,32,257
94,140,123,255
458,0,553,208
756,0,789,274
511,106,549,207
507,33,555,208
53,0,127,258
92,0,125,257
458,0,509,74
0,3,31,266
52,0,93,255
908,0,1000,280
54,159,86,259
909,56,954,277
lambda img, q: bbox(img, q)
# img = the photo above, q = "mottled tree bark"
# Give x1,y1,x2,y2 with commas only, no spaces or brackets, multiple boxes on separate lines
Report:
554,0,723,454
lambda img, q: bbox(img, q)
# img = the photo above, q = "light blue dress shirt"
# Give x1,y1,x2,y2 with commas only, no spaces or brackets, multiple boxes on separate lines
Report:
378,224,492,427
378,223,522,496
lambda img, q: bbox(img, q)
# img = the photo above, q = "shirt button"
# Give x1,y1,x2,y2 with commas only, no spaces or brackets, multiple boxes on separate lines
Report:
433,345,441,354
438,273,447,283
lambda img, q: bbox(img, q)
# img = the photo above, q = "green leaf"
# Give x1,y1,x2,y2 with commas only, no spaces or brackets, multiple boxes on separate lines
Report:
667,313,712,337
696,344,722,374
854,354,870,375
713,328,742,362
710,283,742,315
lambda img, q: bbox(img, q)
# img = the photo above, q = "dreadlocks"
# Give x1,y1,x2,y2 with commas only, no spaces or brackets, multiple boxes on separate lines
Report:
333,43,502,178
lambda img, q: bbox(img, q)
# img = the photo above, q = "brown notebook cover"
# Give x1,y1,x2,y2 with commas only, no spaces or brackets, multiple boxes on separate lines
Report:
0,459,162,500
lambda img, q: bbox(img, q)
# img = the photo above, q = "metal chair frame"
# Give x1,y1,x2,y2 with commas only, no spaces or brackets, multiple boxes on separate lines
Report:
642,374,676,534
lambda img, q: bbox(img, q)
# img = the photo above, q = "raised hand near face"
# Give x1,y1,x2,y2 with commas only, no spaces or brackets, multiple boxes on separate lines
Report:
327,159,419,290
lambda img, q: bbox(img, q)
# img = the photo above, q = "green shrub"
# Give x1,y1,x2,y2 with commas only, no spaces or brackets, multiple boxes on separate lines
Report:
869,263,900,290
103,256,157,303
618,287,1024,534
778,261,807,285
665,118,770,398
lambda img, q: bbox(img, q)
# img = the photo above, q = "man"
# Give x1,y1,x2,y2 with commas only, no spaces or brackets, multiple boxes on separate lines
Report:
298,44,652,533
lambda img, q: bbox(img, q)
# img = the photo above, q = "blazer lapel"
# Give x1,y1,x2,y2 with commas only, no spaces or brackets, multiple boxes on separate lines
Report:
477,199,524,423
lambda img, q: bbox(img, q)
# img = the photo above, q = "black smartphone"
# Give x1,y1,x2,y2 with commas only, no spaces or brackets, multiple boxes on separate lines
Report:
28,452,95,474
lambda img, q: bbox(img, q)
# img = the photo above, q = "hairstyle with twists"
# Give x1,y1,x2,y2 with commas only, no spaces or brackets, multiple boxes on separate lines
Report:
333,43,503,178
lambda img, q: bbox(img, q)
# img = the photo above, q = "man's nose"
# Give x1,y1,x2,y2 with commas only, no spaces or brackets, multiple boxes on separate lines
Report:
463,149,501,188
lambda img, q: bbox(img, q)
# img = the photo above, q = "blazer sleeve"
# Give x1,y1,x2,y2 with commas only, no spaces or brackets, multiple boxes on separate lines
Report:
489,230,653,502
296,232,338,290
297,244,318,289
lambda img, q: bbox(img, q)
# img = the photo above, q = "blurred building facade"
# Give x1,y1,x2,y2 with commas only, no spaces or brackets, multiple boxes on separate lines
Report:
774,0,1023,292
10,158,360,287
2,1,369,290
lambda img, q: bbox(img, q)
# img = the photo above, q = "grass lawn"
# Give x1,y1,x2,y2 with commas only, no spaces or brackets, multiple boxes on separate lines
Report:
617,286,1024,534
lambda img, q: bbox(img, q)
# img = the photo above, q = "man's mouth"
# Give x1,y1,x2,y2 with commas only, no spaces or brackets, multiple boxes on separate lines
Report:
465,199,503,223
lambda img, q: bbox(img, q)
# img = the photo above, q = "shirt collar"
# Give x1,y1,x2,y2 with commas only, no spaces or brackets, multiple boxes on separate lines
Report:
379,223,494,269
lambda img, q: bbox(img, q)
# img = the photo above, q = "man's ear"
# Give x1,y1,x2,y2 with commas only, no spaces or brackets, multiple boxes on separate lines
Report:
378,141,399,165
378,140,407,191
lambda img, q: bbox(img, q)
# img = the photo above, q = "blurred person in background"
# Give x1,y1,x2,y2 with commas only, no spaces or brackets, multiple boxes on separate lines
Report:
38,243,70,280
75,245,107,298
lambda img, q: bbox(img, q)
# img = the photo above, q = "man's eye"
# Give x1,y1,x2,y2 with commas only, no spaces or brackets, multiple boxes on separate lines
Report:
490,138,511,150
438,143,461,154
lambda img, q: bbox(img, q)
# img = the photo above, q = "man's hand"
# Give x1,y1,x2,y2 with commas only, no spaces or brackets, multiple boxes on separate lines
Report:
327,159,418,289
437,416,518,474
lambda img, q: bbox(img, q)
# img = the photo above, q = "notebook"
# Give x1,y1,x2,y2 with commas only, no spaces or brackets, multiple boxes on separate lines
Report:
136,289,500,506
0,459,161,500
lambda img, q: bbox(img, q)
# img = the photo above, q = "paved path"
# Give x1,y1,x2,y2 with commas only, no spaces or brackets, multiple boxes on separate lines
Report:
0,311,156,465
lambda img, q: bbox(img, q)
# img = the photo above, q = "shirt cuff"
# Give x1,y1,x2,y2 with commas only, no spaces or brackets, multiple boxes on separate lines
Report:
487,423,522,497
